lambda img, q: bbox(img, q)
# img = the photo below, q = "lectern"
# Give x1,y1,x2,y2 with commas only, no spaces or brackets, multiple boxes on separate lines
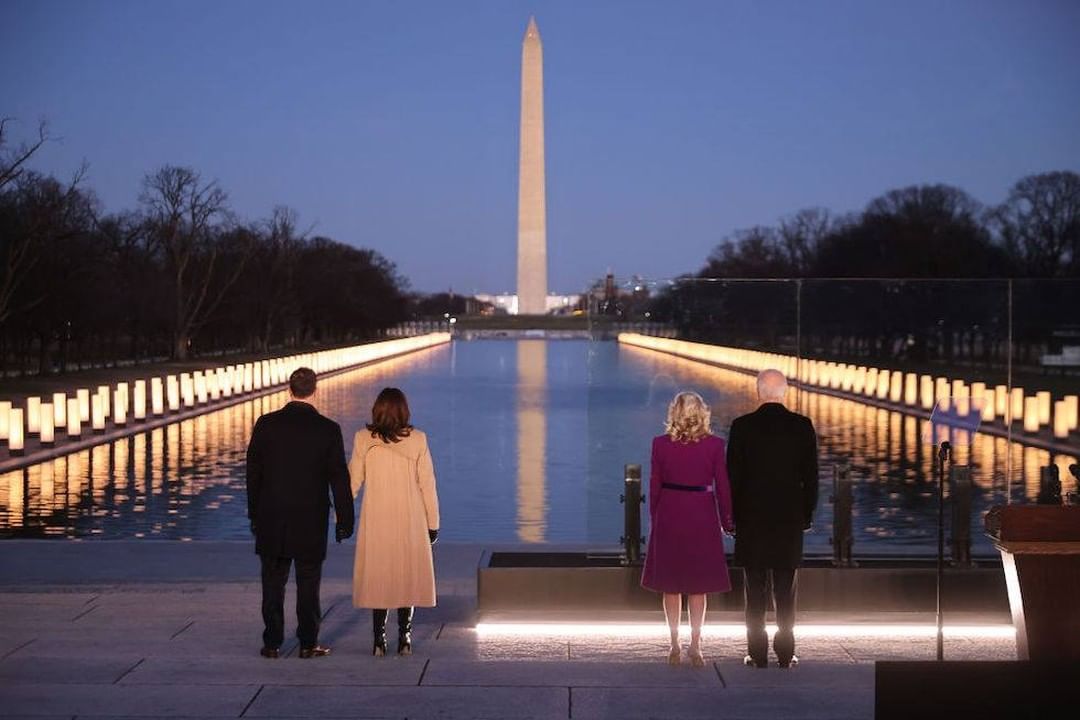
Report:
985,505,1080,661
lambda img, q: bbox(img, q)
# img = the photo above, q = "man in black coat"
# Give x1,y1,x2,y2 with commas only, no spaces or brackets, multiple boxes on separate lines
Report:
727,368,819,669
246,367,354,659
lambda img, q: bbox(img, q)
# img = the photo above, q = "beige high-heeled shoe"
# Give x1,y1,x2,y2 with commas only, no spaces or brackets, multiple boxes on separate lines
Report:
667,646,681,665
688,645,705,668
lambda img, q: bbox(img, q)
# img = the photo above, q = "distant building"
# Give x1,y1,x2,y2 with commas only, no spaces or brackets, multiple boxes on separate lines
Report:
473,293,580,315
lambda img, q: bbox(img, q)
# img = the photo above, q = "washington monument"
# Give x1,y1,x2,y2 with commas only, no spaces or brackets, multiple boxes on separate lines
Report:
516,16,547,315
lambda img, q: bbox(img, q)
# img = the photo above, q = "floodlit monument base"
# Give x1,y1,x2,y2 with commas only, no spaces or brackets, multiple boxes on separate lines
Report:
476,551,1009,618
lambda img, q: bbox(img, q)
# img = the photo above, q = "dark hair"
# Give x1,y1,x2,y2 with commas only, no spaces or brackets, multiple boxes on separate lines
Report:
367,387,413,443
289,367,317,399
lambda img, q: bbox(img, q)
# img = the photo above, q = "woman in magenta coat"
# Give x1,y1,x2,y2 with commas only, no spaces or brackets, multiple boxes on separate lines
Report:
641,391,735,667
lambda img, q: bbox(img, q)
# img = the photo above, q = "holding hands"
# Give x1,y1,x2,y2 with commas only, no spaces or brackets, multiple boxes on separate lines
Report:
335,523,354,543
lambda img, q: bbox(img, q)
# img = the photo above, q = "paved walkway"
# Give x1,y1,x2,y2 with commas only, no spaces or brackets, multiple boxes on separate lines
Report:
0,542,1017,719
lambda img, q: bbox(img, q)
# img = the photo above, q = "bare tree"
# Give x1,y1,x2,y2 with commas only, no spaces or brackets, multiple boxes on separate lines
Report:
253,205,304,351
0,118,48,192
779,208,831,275
139,165,251,359
990,171,1080,277
0,118,89,326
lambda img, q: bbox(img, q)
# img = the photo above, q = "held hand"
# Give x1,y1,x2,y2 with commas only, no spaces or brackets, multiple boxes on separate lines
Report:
335,524,354,543
428,528,439,545
803,519,813,532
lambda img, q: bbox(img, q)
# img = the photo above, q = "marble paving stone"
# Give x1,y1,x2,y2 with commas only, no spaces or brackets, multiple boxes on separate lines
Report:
422,659,722,688
0,655,143,684
244,685,567,718
425,636,569,661
571,686,874,720
0,593,99,605
0,635,38,659
714,661,875,688
15,634,289,660
0,683,257,717
121,655,425,686
943,638,1016,660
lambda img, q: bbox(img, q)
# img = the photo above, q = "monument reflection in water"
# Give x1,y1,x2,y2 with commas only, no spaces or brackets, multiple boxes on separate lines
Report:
0,339,1076,555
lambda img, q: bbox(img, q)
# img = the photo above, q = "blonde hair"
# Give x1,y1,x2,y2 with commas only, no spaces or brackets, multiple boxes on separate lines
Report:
665,391,712,443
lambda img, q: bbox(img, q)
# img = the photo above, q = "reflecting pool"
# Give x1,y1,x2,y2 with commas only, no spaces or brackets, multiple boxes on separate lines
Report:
1,339,1075,556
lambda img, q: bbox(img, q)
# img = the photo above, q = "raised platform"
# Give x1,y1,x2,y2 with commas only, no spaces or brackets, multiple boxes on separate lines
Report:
477,551,1009,618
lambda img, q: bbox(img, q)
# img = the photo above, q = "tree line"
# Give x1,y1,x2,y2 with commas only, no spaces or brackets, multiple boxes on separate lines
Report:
647,174,1080,376
0,120,410,375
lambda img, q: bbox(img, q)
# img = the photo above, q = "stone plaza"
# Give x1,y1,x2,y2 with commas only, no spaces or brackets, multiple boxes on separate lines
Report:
0,541,1016,719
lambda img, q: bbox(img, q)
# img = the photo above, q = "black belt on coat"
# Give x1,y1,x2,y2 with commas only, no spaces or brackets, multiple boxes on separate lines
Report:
661,482,712,492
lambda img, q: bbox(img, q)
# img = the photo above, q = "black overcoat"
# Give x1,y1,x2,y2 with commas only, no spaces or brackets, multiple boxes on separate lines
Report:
245,401,354,561
726,402,819,568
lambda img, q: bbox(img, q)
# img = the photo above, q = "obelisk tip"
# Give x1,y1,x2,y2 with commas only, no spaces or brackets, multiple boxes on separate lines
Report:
525,16,540,40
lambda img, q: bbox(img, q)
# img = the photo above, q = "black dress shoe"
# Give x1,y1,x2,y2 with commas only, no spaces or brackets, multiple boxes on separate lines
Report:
298,645,331,659
260,647,280,659
777,655,799,669
743,654,767,669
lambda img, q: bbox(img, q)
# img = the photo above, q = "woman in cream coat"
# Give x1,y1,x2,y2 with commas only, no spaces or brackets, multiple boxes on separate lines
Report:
349,387,440,656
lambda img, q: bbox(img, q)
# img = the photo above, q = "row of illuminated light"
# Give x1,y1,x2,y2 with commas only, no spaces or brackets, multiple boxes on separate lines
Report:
0,333,451,456
618,334,1079,440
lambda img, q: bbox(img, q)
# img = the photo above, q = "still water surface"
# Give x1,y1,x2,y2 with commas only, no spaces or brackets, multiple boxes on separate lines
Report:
2,340,1075,555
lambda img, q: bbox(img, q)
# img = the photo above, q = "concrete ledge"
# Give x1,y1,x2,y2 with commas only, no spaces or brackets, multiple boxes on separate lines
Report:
477,551,1009,616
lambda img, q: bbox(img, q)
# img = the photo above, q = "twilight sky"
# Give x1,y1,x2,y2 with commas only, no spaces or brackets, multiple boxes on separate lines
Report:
3,0,1079,294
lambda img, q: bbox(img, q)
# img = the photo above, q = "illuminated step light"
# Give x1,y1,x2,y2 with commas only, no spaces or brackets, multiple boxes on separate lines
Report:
91,394,106,433
0,400,10,441
26,396,41,434
180,373,194,408
1065,395,1079,432
67,398,81,437
8,408,24,455
97,385,111,418
151,378,165,416
1023,396,1040,434
52,392,67,426
114,387,127,426
1010,388,1024,424
1054,400,1070,440
133,380,147,420
77,389,90,422
1036,391,1051,426
474,622,1016,640
39,403,54,445
166,376,180,412
994,385,1008,418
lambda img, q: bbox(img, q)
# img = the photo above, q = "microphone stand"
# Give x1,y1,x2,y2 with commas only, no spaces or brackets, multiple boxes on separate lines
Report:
936,440,951,662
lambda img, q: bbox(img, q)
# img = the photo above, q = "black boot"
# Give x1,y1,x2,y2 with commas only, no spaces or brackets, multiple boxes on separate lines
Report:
372,609,388,657
397,606,414,656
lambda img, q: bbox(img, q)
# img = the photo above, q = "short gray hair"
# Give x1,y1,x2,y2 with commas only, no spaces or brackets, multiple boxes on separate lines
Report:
756,369,788,401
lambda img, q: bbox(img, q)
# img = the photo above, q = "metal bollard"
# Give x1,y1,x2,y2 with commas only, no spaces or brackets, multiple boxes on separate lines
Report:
620,463,645,566
830,462,855,567
949,465,973,567
1038,465,1062,505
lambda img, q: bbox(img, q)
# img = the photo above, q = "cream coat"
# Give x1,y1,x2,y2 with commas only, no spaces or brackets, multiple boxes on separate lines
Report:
349,428,440,609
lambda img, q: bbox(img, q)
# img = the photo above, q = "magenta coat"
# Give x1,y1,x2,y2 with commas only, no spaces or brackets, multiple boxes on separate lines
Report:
640,433,735,594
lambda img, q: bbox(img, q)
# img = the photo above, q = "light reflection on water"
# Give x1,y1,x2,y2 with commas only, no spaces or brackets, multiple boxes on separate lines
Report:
0,339,1076,556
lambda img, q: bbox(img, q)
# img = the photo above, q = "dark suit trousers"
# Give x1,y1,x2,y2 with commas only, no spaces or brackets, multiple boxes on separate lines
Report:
260,555,322,649
743,568,798,663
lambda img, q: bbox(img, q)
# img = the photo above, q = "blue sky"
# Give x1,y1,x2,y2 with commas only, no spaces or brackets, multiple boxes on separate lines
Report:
3,0,1079,293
